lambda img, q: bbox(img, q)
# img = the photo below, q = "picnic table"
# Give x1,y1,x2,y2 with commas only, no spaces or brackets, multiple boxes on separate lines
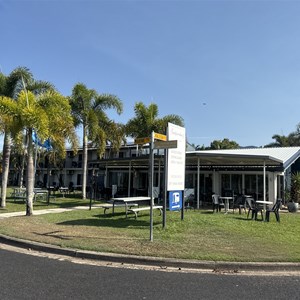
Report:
11,188,48,202
59,187,69,198
11,187,26,202
110,196,162,218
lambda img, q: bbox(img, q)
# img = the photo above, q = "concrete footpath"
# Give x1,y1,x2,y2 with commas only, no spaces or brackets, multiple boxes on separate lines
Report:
1,206,300,274
0,205,95,219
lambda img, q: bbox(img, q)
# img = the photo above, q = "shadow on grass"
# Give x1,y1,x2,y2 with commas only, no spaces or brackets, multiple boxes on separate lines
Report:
200,211,215,214
57,215,161,228
231,215,266,222
32,230,72,240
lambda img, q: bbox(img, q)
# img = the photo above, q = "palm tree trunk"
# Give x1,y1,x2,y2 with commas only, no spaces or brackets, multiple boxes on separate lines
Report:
19,149,26,188
1,131,12,208
26,128,34,216
82,124,88,199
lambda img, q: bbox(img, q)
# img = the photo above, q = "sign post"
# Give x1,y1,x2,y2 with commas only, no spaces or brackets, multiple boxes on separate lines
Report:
149,131,154,242
134,132,178,241
167,123,186,221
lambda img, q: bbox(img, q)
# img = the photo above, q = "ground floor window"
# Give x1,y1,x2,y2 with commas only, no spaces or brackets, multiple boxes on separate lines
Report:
244,174,268,200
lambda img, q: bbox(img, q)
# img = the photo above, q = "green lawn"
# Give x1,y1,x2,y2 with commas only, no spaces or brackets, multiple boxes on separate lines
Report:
0,187,89,213
0,194,299,262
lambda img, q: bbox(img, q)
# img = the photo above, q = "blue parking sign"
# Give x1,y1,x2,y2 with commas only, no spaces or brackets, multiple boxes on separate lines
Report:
169,191,182,211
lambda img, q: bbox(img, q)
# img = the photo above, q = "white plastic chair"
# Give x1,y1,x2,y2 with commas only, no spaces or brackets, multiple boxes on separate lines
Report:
212,194,224,212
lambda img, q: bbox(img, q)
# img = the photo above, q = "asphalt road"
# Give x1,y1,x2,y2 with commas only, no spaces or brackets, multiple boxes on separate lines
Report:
0,247,299,300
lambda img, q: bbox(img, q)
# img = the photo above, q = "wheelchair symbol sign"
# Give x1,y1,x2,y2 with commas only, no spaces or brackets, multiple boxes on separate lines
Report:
169,191,182,211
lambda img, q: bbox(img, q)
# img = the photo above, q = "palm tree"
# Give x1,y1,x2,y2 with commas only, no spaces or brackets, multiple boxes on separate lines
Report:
69,83,123,199
98,120,126,158
0,67,54,208
264,133,300,148
125,102,184,139
0,90,78,215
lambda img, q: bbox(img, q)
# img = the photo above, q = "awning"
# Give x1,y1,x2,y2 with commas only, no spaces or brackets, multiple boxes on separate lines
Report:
186,152,283,168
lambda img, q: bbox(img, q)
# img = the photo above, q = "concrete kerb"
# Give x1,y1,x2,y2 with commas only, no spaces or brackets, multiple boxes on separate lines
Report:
1,233,300,273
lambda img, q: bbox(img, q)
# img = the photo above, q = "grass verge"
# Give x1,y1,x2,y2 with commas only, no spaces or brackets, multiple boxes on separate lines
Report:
0,187,88,213
0,203,299,262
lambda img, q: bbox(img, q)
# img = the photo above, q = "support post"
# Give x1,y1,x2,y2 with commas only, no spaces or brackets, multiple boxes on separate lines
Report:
149,131,154,242
163,148,167,228
197,157,200,209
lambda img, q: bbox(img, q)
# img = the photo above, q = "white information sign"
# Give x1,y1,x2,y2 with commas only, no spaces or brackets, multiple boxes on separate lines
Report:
167,123,186,191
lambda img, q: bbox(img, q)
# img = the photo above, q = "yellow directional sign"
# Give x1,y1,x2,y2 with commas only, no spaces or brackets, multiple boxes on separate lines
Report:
134,132,167,144
134,137,151,144
154,132,167,141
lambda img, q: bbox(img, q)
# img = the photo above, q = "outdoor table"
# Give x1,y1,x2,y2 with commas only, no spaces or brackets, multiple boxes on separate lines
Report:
111,196,151,217
256,200,273,220
219,196,233,214
59,187,69,198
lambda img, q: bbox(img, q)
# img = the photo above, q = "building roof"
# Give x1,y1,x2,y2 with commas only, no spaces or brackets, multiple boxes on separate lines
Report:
186,147,300,169
87,146,300,171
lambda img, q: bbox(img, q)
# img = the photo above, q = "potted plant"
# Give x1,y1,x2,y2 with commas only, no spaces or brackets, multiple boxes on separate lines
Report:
288,172,300,213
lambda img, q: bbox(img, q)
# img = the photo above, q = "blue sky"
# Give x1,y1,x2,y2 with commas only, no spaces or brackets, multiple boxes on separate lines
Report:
1,0,300,148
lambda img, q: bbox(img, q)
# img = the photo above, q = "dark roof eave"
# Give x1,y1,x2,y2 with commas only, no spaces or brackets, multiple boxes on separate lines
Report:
186,152,283,166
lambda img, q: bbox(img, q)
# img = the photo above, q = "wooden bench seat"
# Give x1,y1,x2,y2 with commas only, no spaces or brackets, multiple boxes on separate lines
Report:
127,205,163,219
11,191,26,202
34,191,48,202
13,195,26,202
98,203,138,214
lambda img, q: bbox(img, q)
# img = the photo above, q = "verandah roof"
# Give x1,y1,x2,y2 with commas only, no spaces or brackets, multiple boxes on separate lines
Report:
186,147,300,170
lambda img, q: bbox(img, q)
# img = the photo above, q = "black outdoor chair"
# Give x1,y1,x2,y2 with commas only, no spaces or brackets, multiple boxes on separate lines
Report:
246,197,263,220
238,195,248,215
68,181,74,193
232,195,247,214
266,198,282,222
184,194,195,211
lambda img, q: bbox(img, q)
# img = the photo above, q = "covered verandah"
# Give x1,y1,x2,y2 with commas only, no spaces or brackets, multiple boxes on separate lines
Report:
185,151,284,209
90,147,300,209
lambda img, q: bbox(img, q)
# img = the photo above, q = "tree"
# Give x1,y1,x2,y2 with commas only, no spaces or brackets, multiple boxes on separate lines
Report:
264,133,300,148
69,83,123,199
264,123,300,148
209,138,239,150
196,138,239,150
0,90,78,215
0,67,54,208
264,134,291,147
125,102,184,139
96,120,126,158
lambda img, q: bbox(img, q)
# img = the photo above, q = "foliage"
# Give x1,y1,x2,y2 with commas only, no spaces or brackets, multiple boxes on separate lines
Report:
125,102,184,138
69,83,123,154
265,123,300,147
69,83,123,199
0,66,55,208
290,172,300,204
210,138,239,149
0,90,78,215
197,138,239,150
